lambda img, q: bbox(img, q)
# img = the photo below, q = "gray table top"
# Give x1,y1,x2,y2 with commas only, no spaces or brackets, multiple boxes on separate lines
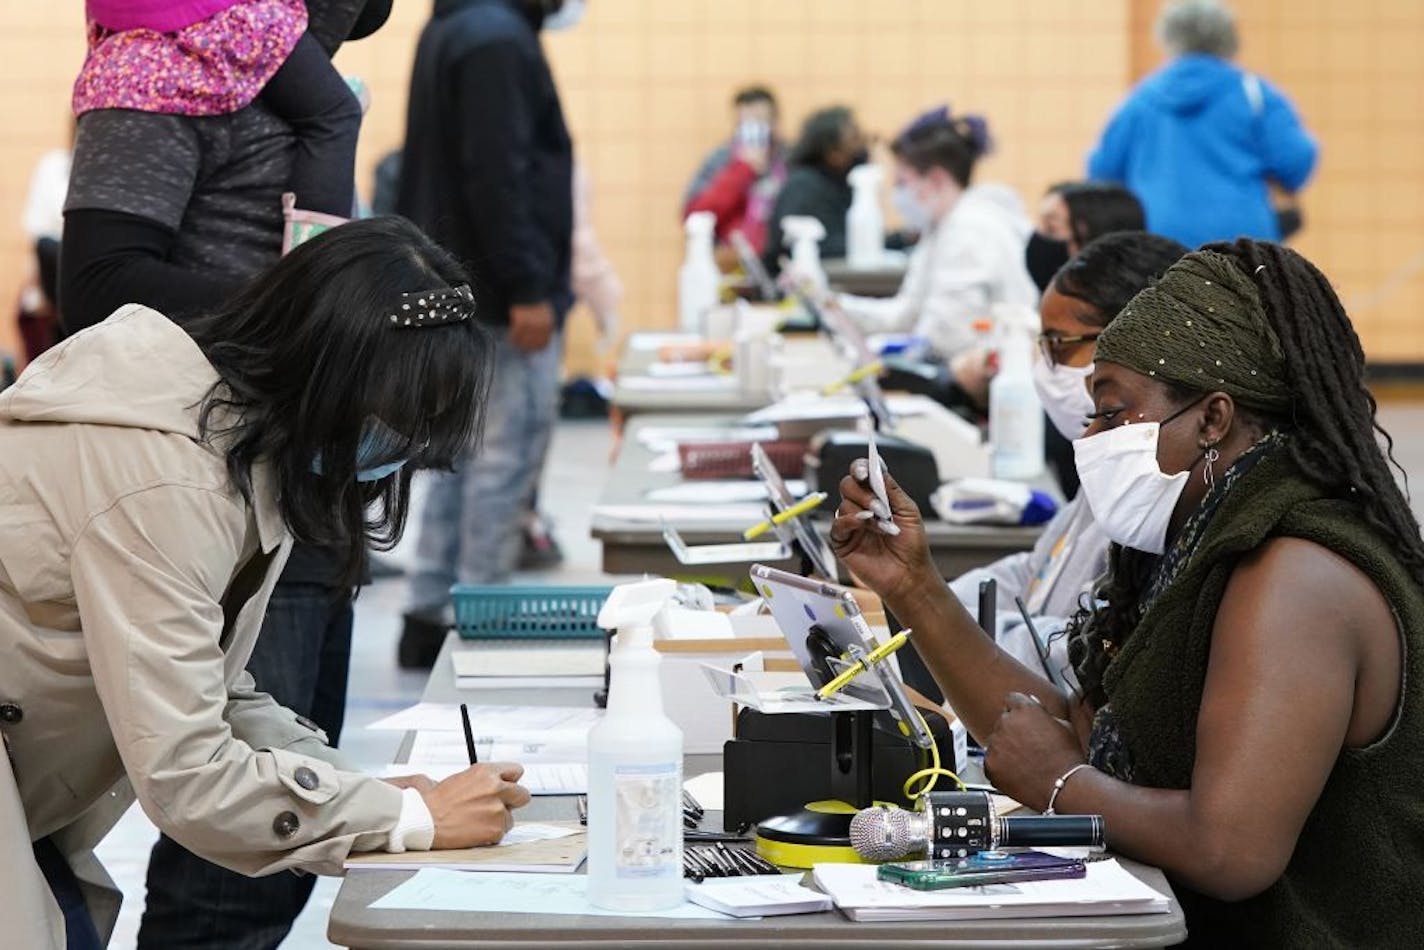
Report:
328,636,1186,949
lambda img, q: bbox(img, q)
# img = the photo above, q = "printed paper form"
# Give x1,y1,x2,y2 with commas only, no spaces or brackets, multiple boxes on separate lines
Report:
368,869,735,919
366,703,602,735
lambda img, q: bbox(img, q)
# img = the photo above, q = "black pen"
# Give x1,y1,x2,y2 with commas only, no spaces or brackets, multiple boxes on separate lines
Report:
1013,596,1058,686
460,703,478,765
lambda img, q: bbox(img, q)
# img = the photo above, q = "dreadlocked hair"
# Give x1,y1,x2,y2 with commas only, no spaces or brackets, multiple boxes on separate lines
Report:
1208,238,1424,579
1066,238,1424,709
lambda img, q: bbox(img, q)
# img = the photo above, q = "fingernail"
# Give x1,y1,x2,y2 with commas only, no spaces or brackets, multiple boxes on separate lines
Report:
854,510,875,521
870,499,891,520
851,459,869,480
877,520,901,536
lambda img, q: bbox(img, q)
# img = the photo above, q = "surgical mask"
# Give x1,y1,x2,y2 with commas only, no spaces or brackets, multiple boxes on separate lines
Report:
1031,357,1095,441
312,418,415,482
543,0,585,31
1025,232,1070,293
893,183,932,233
1073,401,1203,555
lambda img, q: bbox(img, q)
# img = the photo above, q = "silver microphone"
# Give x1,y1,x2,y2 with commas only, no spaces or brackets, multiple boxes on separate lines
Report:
849,792,1105,862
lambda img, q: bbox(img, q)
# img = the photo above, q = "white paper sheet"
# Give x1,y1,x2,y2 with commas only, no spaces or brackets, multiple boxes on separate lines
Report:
368,869,735,919
498,823,580,847
681,771,726,812
380,762,589,796
685,875,832,918
408,729,589,768
366,703,602,735
634,425,779,454
592,503,767,525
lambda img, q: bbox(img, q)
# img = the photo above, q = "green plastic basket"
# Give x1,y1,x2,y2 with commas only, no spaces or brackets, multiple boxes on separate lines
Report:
450,585,613,640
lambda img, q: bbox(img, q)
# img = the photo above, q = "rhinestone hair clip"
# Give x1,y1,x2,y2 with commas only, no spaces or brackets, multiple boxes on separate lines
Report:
389,284,475,327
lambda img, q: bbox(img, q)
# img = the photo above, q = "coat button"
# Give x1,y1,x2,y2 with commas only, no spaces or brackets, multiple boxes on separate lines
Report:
273,811,300,838
294,767,320,791
0,703,22,724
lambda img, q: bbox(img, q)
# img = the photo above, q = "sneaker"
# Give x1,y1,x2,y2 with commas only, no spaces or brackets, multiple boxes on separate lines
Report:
397,608,451,670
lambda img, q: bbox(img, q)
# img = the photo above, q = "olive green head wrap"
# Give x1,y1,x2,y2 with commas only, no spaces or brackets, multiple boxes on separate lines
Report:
1095,249,1292,413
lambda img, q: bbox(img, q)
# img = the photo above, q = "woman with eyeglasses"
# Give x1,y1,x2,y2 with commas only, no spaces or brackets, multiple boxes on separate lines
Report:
0,218,532,948
947,231,1187,690
832,238,1424,946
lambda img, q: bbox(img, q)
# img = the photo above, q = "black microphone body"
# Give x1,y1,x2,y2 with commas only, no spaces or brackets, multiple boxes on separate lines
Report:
849,791,1105,862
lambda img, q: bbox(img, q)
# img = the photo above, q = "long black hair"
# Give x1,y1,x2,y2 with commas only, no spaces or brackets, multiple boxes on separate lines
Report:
1066,238,1424,706
184,216,494,589
788,106,854,168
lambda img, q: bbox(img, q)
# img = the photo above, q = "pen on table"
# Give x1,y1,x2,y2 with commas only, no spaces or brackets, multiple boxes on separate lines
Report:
576,795,588,826
816,630,912,700
1013,596,1061,688
822,360,885,395
460,703,478,765
742,491,828,541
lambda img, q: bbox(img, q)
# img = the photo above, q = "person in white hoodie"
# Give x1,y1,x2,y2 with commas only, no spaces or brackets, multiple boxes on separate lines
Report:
836,106,1037,388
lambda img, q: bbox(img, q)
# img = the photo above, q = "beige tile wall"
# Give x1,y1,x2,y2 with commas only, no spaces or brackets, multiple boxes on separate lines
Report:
1,1,1420,367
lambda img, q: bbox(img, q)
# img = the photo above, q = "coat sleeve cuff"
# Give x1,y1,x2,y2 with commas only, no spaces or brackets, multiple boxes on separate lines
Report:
386,787,436,853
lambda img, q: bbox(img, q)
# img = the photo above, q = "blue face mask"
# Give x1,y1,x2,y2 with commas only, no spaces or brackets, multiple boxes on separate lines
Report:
312,418,415,482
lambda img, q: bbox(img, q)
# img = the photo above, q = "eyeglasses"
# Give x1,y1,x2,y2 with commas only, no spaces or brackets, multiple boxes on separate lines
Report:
1037,332,1100,368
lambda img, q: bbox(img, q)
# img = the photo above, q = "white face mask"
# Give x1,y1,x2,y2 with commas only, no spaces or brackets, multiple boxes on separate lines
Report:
1031,357,1096,441
892,183,932,233
1073,421,1190,555
543,0,585,31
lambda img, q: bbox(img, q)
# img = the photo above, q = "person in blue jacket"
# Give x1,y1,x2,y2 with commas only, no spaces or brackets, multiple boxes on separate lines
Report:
1087,0,1318,249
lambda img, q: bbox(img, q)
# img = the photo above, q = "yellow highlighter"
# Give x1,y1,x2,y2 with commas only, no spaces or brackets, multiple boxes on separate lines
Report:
822,360,885,396
742,491,829,541
817,630,912,700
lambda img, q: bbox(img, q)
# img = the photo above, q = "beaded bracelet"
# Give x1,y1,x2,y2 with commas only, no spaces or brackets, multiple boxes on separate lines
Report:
1044,763,1093,815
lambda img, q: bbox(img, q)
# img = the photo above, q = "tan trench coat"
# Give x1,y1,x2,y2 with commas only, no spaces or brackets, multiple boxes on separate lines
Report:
0,306,404,946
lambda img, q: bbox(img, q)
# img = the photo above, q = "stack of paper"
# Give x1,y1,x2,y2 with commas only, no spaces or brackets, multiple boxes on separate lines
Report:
811,859,1171,922
451,641,605,690
685,875,833,918
346,823,586,874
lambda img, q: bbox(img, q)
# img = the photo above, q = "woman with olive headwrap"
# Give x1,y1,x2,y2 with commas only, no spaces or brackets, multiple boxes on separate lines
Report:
830,239,1423,946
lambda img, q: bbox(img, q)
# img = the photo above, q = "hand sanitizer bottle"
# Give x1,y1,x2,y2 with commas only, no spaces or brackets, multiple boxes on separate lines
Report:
846,164,885,269
678,211,719,334
779,215,827,293
586,579,685,911
989,305,1045,480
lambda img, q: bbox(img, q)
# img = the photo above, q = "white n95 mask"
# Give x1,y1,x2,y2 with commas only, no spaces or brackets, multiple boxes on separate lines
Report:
1031,358,1095,441
1073,422,1189,555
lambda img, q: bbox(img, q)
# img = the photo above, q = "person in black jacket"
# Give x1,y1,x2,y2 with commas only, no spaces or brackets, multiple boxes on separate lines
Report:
396,0,580,668
761,105,869,275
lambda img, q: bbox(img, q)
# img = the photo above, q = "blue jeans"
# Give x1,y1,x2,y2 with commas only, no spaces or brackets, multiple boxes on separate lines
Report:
136,584,353,950
408,335,563,607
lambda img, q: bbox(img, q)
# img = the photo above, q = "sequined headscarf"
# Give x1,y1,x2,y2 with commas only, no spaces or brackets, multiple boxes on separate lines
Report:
1094,249,1292,413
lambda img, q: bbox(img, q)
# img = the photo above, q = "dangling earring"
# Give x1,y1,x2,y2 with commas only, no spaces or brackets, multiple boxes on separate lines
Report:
1202,444,1221,491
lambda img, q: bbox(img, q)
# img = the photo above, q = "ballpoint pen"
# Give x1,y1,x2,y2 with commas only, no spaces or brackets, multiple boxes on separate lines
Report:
866,433,901,536
742,491,828,540
816,629,912,700
459,703,478,765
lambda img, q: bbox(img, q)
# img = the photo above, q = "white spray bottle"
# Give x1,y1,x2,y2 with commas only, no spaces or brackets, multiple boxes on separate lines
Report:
988,303,1045,479
586,578,685,911
846,163,885,268
779,215,827,293
678,211,719,334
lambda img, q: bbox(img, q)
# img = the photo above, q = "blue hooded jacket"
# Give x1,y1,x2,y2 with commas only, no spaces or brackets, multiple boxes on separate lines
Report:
1088,54,1318,249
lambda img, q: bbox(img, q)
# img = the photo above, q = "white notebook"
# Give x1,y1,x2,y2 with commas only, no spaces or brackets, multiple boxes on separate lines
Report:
685,875,833,918
811,859,1171,922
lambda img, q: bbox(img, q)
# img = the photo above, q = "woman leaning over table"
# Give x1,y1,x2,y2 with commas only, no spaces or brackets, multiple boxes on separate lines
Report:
831,239,1423,946
0,218,530,949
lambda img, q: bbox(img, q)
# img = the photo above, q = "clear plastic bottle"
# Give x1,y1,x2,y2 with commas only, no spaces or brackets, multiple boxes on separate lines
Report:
585,624,684,911
846,164,885,268
988,308,1045,480
678,211,719,334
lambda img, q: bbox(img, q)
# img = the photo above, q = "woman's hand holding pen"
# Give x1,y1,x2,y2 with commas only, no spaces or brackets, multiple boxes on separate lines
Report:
421,762,531,849
829,459,939,607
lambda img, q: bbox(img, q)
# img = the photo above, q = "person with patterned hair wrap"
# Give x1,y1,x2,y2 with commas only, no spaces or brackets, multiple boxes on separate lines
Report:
826,239,1424,946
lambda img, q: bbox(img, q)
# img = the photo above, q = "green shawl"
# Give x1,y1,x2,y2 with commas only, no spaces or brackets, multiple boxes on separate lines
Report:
1101,451,1424,947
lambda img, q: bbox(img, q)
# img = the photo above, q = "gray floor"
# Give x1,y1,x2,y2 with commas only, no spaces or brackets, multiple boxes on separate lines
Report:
90,404,1424,948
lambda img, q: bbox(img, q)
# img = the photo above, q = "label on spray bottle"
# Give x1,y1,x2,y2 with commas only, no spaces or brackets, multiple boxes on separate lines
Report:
612,762,682,879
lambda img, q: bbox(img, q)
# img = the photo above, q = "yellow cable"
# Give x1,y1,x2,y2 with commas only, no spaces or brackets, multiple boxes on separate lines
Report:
902,708,966,801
